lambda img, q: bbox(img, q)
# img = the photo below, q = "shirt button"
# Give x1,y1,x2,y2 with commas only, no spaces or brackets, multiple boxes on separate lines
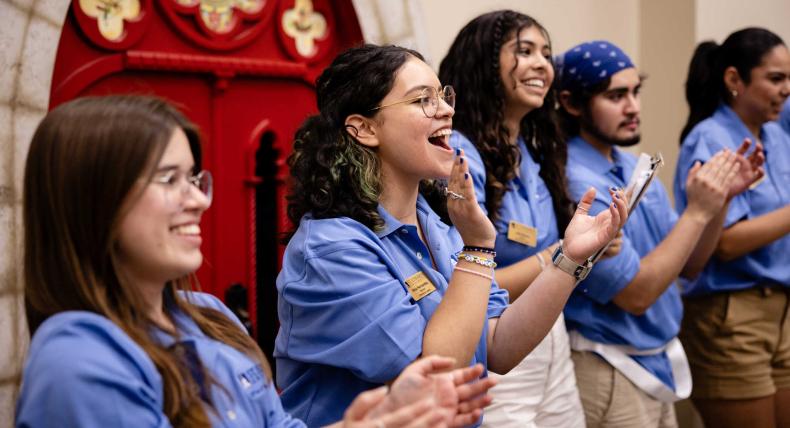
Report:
227,410,237,420
416,252,423,260
401,229,408,234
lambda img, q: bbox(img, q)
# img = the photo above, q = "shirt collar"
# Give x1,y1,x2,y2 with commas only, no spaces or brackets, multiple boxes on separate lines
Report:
567,135,624,175
713,103,763,142
375,193,442,238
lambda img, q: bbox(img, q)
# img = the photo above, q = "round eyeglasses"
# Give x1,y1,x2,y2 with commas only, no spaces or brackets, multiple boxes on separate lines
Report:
152,169,213,207
371,85,456,118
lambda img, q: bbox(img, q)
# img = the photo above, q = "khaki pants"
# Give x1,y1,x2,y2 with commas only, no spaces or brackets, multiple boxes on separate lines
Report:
681,286,790,399
572,350,677,428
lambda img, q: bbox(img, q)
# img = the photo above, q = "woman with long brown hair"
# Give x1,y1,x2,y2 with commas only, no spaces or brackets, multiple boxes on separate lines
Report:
15,95,496,427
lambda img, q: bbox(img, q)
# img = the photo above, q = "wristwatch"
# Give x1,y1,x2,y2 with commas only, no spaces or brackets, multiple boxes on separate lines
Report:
551,242,593,281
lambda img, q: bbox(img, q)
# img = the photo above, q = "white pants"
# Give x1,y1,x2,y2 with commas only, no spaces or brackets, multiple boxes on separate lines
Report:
482,314,585,428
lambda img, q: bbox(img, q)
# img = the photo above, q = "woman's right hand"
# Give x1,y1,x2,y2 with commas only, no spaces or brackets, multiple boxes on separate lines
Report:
446,149,496,248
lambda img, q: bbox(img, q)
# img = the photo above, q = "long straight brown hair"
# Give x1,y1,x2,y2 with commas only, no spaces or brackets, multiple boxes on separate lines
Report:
23,95,271,427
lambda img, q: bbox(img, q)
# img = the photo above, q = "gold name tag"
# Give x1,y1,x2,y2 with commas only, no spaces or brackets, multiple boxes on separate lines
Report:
507,220,538,247
404,271,437,301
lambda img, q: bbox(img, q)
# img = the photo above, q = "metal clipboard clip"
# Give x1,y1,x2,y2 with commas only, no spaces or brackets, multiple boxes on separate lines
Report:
586,153,664,267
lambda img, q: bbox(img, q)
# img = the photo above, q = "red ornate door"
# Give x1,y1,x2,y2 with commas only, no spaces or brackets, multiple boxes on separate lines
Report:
51,0,363,356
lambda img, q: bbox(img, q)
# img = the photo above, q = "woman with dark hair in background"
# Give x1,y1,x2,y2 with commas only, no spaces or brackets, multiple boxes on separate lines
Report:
15,95,497,428
275,43,628,427
439,10,596,426
675,27,790,427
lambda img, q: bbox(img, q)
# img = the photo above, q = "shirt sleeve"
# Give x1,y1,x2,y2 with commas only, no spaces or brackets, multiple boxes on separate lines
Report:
16,314,171,428
278,238,426,384
261,382,308,428
569,181,641,304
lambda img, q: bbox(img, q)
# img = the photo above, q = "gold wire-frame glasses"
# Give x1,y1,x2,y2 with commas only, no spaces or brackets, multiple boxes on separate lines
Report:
371,85,456,118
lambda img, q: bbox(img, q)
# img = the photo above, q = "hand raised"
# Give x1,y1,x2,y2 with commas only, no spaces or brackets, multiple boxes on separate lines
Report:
446,149,496,248
562,187,628,263
685,149,740,221
727,139,765,198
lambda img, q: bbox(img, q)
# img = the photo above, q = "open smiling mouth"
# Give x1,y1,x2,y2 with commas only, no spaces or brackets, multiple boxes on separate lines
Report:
428,128,453,151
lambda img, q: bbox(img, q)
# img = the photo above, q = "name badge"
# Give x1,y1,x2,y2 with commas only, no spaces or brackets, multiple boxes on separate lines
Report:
507,220,537,247
404,271,437,301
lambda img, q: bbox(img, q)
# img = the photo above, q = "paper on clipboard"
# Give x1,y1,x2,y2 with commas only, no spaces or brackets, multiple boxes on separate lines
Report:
586,153,663,265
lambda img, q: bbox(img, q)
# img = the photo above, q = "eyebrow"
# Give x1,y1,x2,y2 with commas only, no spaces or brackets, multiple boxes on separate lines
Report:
604,83,642,96
155,164,195,173
403,84,439,97
512,39,552,52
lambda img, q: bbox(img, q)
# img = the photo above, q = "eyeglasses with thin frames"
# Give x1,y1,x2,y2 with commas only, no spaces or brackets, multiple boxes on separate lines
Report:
371,85,456,118
152,169,213,207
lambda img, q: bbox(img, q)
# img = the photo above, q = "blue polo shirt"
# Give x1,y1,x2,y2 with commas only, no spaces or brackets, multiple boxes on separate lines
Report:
451,131,560,264
16,292,302,428
275,195,509,427
675,104,790,295
779,98,790,135
564,136,682,390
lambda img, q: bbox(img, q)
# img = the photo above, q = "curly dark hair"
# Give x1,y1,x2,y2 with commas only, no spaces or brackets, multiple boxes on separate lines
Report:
286,44,448,238
438,10,573,232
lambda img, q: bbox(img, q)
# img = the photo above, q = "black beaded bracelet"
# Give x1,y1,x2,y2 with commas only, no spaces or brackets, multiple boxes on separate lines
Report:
462,245,496,257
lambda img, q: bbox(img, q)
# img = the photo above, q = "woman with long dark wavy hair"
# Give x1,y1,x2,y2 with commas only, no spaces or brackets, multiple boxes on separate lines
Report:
439,10,588,426
275,43,627,427
15,95,499,428
675,27,790,428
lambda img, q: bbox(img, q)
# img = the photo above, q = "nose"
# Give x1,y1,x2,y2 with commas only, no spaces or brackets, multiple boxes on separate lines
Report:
436,97,454,119
183,183,212,211
624,92,640,115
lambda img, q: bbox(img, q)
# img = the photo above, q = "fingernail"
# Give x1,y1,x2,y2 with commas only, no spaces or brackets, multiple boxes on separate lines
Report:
455,148,461,156
464,173,469,180
609,186,617,193
460,157,464,164
613,192,620,199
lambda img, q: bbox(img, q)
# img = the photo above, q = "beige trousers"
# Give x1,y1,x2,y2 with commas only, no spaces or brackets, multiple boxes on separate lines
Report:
571,350,677,428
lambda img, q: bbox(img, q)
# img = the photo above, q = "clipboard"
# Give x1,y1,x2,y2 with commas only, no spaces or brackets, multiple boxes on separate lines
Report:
586,153,664,266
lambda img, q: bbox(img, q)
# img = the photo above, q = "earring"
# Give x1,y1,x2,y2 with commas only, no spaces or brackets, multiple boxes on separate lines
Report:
731,89,738,98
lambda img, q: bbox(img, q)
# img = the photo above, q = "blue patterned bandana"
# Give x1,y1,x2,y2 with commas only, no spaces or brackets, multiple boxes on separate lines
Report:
556,40,634,93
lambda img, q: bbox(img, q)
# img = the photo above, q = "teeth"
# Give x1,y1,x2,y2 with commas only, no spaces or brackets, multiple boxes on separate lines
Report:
429,128,452,138
173,224,200,235
524,79,545,88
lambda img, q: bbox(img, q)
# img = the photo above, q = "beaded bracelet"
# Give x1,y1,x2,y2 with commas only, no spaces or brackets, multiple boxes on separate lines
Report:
462,245,497,257
457,252,497,268
454,266,494,281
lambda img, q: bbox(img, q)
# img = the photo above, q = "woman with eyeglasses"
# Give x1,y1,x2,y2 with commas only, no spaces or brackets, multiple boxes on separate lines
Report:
275,43,628,427
436,11,592,426
15,95,500,428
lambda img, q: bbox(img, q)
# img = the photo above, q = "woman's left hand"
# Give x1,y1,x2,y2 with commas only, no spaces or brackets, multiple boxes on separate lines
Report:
562,187,628,264
601,230,623,260
727,138,765,199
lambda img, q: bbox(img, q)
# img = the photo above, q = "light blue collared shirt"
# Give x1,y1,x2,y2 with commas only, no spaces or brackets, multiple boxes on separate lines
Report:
564,135,682,390
275,195,509,427
451,131,560,264
16,292,302,428
675,104,790,295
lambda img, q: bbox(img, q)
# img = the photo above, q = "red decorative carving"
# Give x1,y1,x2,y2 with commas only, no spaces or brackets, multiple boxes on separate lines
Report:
159,0,276,51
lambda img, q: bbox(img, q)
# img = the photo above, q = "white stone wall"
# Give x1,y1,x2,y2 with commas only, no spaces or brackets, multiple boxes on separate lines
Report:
0,0,68,425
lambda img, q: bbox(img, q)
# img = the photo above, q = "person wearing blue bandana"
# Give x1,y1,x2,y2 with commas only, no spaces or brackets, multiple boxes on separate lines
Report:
675,28,790,428
15,95,501,428
276,44,629,427
556,40,759,427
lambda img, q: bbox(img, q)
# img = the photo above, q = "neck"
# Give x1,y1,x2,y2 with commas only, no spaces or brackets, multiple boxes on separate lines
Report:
503,107,529,146
730,103,763,141
378,166,420,225
118,265,174,331
579,128,614,161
